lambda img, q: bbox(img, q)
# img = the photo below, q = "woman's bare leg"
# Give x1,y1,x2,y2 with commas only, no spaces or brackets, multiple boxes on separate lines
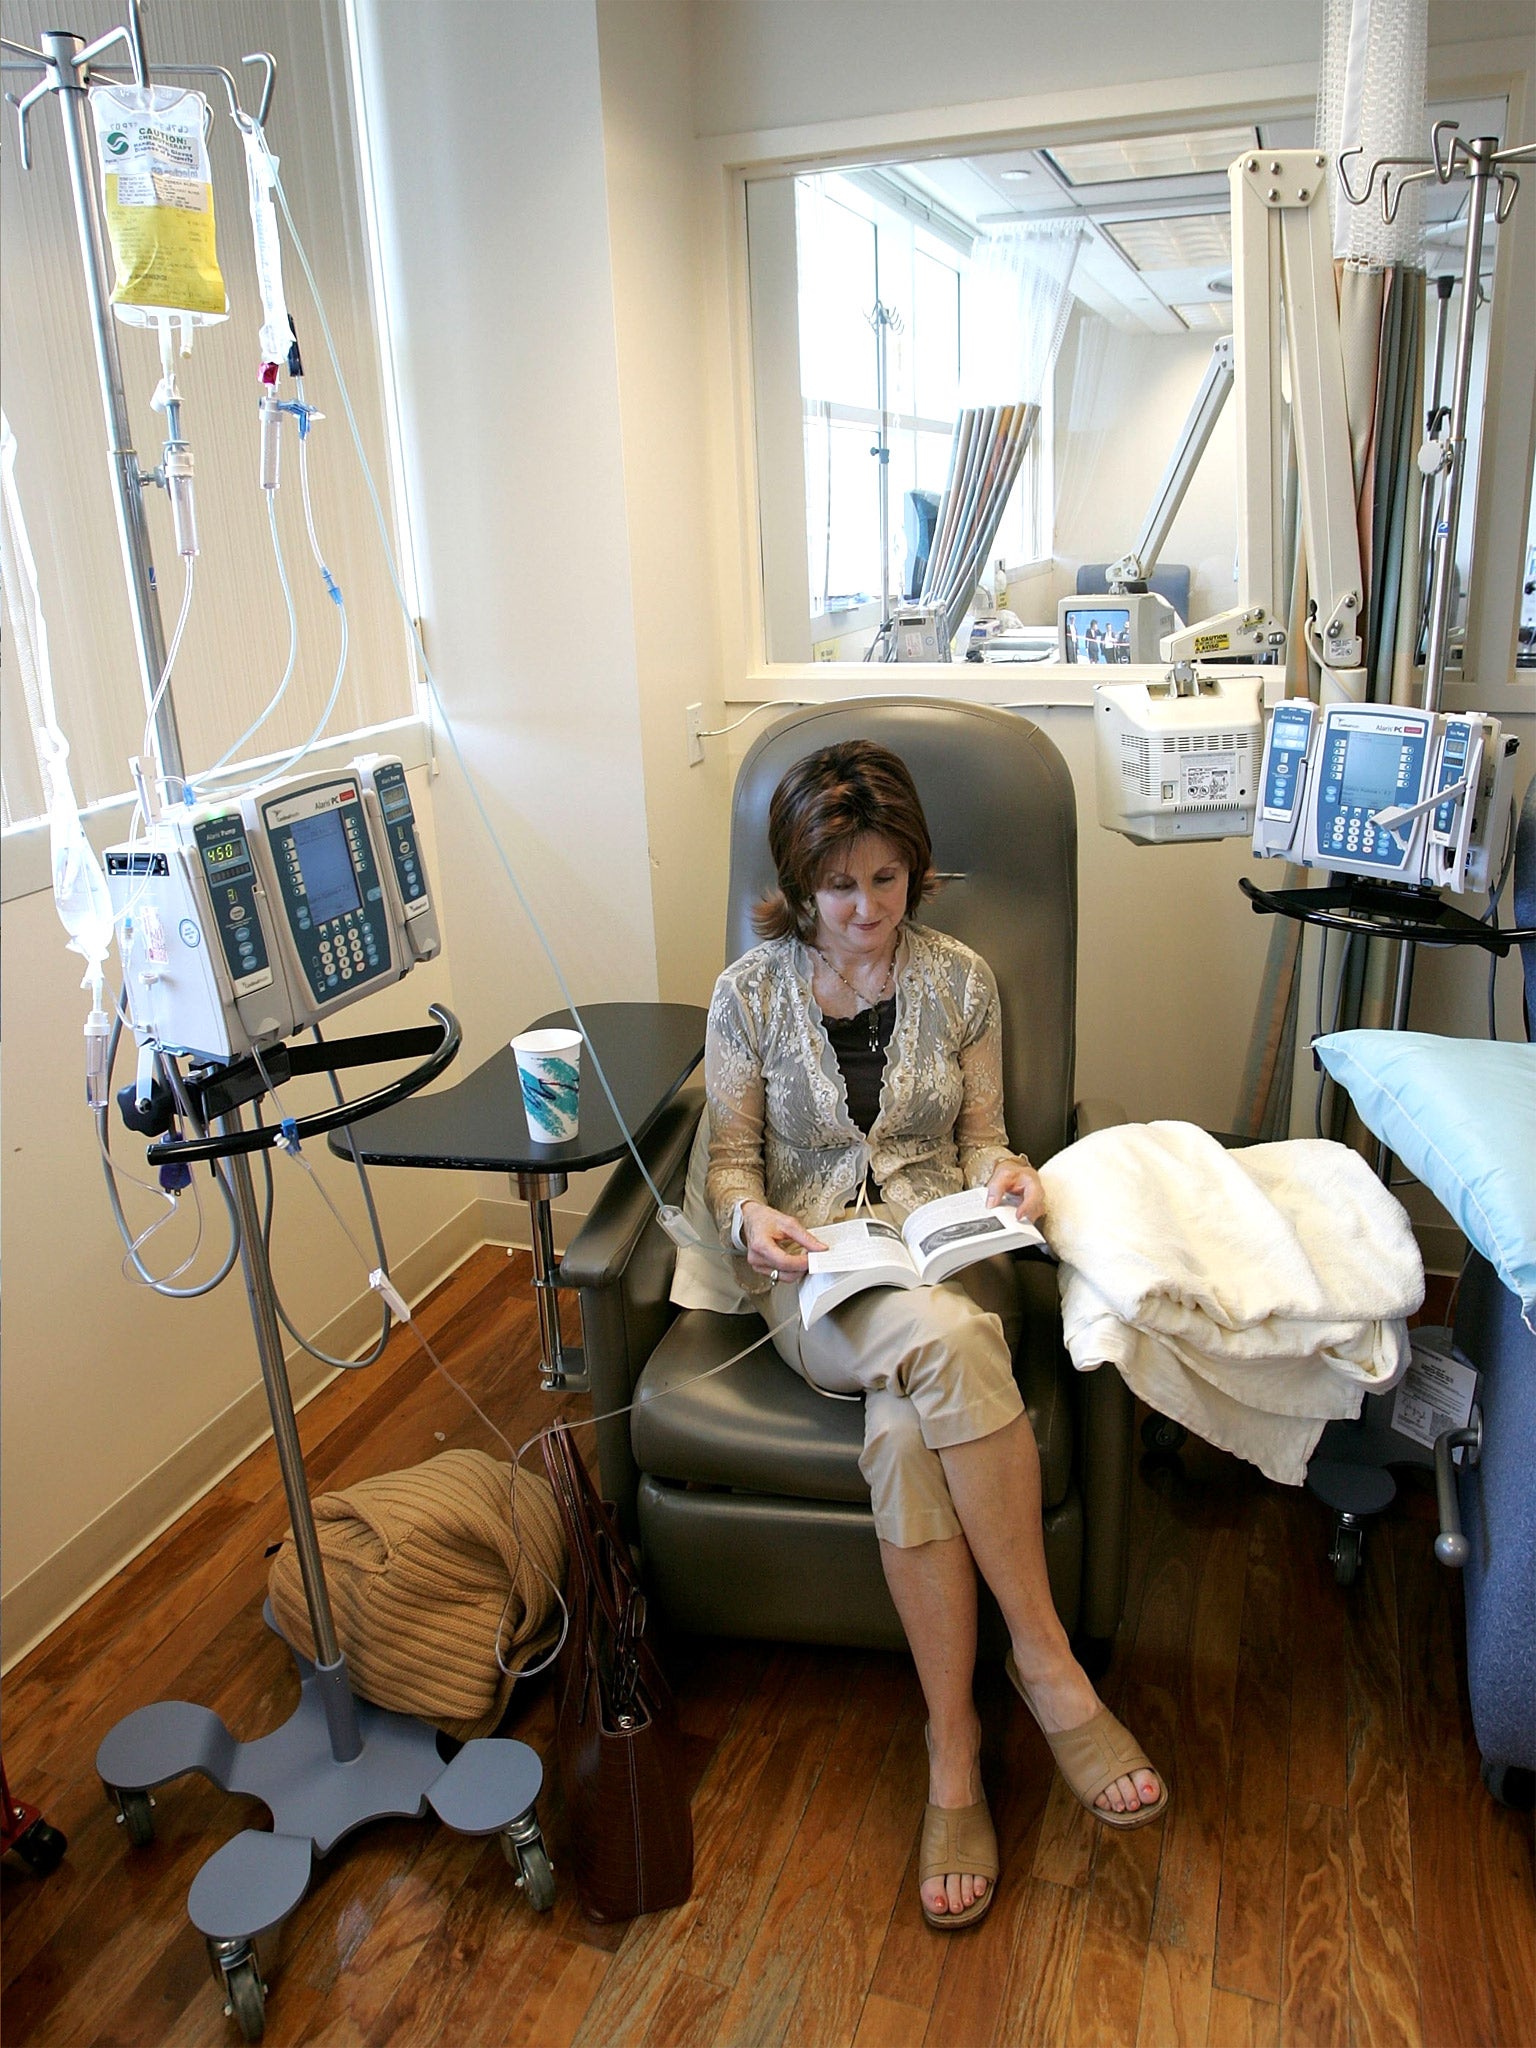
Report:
878,1533,987,1919
938,1415,1160,1814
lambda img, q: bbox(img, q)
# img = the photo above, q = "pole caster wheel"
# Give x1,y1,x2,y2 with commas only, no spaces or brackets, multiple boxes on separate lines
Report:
214,1945,267,2042
1141,1413,1188,1455
1330,1519,1363,1587
501,1819,556,1911
11,1817,68,1875
110,1787,156,1848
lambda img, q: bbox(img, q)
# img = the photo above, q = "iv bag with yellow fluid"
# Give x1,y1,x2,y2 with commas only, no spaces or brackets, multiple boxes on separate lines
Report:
90,85,227,326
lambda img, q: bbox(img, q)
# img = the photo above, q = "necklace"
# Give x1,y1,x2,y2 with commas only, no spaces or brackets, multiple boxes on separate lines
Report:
815,947,896,1050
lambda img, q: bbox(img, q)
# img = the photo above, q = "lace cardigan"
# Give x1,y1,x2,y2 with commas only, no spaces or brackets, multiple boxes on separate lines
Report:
693,924,1021,1300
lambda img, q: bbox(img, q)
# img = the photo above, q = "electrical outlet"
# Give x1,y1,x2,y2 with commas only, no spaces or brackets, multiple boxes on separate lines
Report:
685,703,705,766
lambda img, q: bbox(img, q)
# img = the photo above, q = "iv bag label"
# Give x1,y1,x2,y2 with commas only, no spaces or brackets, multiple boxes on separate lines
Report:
114,172,210,215
1390,1342,1476,1452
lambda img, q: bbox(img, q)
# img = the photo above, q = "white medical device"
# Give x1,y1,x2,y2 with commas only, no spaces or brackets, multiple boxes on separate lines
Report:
1059,591,1178,666
1251,700,1517,892
106,754,440,1062
1093,667,1265,844
887,603,948,662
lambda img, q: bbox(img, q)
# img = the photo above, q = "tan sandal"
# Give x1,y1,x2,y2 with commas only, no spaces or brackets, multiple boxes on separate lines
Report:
1005,1653,1169,1830
919,1796,999,1931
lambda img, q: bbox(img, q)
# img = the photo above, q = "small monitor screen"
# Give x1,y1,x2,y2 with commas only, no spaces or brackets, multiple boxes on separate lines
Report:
291,809,360,925
1064,607,1132,665
1340,731,1402,813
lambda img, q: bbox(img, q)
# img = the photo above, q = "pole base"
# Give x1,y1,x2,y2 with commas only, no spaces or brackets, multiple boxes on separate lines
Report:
97,1630,546,1953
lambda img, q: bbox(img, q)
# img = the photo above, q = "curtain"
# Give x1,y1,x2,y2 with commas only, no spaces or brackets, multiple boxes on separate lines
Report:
917,223,1082,643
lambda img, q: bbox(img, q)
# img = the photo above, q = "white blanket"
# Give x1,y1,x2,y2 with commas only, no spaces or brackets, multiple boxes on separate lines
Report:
1039,1122,1423,1485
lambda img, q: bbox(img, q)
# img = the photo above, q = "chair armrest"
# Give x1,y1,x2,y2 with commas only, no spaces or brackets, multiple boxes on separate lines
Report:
560,1089,702,1290
1072,1097,1129,1140
561,1089,702,1541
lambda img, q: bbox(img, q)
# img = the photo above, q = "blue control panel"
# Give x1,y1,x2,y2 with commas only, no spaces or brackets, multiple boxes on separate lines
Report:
1261,701,1315,819
192,815,273,995
370,758,428,912
261,778,394,1008
1432,717,1473,835
1308,708,1432,874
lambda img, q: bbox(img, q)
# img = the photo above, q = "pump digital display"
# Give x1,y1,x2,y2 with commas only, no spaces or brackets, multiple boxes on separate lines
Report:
1339,732,1403,815
290,810,361,926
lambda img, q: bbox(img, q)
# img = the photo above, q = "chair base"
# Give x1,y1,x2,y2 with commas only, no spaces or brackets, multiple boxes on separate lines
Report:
636,1475,1082,1650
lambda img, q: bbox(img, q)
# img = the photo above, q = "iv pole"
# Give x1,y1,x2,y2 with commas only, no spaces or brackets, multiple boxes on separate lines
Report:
3,11,549,2033
1338,121,1536,1038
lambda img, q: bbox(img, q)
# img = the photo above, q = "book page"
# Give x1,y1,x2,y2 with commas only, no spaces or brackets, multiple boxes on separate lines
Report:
805,1217,913,1276
902,1186,1044,1280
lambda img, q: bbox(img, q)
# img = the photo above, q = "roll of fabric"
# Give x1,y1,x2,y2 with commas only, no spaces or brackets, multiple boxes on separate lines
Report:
268,1448,566,1741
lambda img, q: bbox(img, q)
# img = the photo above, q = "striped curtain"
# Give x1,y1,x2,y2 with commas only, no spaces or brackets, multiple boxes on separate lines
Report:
918,402,1038,642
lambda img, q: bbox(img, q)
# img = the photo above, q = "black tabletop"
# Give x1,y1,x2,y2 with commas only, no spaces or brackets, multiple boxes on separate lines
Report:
333,1002,706,1174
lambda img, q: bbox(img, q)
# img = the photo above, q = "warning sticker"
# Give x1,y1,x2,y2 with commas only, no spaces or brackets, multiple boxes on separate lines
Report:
1194,632,1231,654
1390,1338,1477,1451
1181,754,1239,804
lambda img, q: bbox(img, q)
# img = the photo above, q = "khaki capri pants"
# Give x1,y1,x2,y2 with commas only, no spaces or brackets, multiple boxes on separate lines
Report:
771,1253,1025,1548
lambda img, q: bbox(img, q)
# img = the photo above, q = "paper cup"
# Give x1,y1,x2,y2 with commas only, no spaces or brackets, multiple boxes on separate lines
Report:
511,1028,582,1143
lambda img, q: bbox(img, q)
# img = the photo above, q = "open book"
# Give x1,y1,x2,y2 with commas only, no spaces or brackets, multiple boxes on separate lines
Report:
799,1186,1046,1329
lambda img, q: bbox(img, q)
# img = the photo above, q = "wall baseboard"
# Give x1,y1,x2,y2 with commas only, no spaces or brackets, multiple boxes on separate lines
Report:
0,1195,588,1673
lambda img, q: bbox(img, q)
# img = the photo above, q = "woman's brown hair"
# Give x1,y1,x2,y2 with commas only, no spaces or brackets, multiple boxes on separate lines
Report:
752,740,936,941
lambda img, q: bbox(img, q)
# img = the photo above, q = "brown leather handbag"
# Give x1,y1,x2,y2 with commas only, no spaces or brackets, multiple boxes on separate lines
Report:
540,1422,693,1920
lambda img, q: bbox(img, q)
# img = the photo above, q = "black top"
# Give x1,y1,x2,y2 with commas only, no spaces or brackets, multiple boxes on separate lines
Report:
824,996,896,1136
330,1002,706,1173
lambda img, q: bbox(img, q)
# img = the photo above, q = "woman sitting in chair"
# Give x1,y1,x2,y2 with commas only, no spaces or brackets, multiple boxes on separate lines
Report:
700,740,1165,1930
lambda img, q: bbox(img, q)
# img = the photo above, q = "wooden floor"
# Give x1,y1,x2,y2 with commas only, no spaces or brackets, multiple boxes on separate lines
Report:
3,1247,1532,2047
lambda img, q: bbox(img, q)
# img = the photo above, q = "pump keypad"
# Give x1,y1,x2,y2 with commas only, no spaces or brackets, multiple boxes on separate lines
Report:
263,782,393,1008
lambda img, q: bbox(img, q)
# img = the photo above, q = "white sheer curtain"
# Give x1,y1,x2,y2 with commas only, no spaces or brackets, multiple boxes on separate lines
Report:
919,223,1083,640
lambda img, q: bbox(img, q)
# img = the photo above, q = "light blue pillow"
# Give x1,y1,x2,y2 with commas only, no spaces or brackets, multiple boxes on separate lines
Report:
1314,1030,1536,1330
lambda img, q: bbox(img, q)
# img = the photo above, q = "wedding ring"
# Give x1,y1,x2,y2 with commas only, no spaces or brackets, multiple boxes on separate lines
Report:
769,1268,780,1283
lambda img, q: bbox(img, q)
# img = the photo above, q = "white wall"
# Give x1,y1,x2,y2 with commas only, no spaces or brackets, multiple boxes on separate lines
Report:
354,1,659,1049
1051,311,1240,627
595,0,733,1001
687,0,1533,136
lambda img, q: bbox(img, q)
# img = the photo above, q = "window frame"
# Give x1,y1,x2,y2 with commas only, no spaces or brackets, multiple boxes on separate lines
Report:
701,44,1536,715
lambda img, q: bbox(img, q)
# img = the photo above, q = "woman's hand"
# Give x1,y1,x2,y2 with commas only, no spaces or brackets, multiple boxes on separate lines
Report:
739,1201,827,1280
985,1158,1045,1224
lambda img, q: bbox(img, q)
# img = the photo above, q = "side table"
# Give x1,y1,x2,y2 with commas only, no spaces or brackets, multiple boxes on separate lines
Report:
337,1002,706,1391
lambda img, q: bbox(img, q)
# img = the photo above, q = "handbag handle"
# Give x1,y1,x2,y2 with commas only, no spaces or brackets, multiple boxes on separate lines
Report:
541,1425,673,1714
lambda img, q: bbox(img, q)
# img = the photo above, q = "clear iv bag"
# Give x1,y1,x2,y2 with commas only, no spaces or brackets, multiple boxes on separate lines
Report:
240,123,292,368
1,415,116,987
90,84,228,327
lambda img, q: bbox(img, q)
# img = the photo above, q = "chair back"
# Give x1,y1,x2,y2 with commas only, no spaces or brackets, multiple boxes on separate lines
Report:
726,699,1077,1166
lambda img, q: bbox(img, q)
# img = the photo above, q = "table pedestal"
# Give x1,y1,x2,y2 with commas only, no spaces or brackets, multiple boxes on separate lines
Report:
515,1171,588,1393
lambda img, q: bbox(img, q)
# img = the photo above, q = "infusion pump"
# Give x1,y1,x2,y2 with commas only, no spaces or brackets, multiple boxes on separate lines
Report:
1252,702,1518,893
105,755,441,1064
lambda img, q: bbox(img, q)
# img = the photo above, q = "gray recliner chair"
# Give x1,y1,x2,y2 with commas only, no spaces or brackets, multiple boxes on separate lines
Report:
561,699,1136,1658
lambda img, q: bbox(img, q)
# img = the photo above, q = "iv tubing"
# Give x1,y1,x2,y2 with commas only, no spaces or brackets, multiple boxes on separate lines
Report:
194,389,351,798
96,1008,241,1296
207,491,299,771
